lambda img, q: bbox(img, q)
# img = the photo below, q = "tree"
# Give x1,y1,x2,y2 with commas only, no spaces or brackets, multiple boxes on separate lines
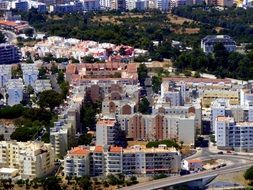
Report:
82,55,96,63
152,76,162,94
78,133,92,145
119,47,126,55
130,176,138,185
43,177,62,190
57,71,65,84
51,63,59,74
38,90,63,111
38,67,47,79
146,140,179,149
137,64,148,86
24,28,34,37
10,126,38,142
180,141,184,147
138,97,150,114
12,64,22,78
60,81,69,99
78,176,92,190
213,43,229,69
0,32,5,43
27,85,34,95
244,166,253,184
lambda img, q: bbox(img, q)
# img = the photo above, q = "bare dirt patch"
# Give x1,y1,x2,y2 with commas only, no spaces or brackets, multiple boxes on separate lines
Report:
168,14,196,25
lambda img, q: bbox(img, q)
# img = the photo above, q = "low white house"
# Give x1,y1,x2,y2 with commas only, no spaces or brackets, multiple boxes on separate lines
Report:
181,159,203,171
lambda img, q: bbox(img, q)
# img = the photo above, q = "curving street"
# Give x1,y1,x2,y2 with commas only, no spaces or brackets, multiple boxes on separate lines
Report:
0,29,17,44
120,145,253,190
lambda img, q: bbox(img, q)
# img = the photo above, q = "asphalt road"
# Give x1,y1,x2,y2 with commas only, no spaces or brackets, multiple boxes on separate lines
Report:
120,161,253,190
120,148,253,190
0,29,17,43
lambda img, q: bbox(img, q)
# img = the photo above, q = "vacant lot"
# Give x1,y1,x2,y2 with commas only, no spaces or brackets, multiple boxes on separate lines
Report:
172,28,200,34
168,14,196,25
92,14,147,24
212,170,248,186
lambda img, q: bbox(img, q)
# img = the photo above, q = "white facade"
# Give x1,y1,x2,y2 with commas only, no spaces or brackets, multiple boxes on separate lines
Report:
0,65,12,88
21,64,39,87
7,79,24,106
100,0,111,8
50,120,75,157
64,147,90,178
156,0,169,11
64,145,181,177
34,79,52,93
178,117,195,145
96,118,117,146
215,116,253,151
211,98,253,133
126,0,136,9
0,141,55,179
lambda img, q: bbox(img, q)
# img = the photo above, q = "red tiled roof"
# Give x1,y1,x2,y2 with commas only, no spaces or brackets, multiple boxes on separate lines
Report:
0,20,17,27
69,147,89,156
94,146,103,153
110,146,122,153
97,119,116,126
127,63,137,73
188,159,202,163
66,64,77,74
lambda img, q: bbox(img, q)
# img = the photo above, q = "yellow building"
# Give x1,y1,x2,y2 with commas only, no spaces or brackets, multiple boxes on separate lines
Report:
202,90,239,108
0,141,55,179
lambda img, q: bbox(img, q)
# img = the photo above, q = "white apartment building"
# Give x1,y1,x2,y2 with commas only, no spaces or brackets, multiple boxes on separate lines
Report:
34,79,52,93
50,119,75,157
126,0,148,10
156,0,169,11
100,0,111,8
211,99,253,133
152,102,202,131
6,79,24,106
240,89,253,106
126,0,136,9
161,80,186,106
0,141,55,179
123,145,181,175
96,118,118,146
21,64,39,87
117,113,196,145
215,116,253,152
64,144,181,178
0,65,12,88
64,146,90,177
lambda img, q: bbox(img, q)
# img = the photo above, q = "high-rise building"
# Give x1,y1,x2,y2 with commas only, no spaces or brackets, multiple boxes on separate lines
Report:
215,116,253,152
0,44,21,65
21,64,39,87
0,65,12,88
96,118,119,146
6,79,24,106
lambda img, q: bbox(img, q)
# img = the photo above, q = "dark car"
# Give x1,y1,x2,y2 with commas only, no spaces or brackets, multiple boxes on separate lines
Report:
180,170,190,176
217,151,224,154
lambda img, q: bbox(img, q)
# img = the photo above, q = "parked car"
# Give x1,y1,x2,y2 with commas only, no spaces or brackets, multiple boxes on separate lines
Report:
217,151,224,154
